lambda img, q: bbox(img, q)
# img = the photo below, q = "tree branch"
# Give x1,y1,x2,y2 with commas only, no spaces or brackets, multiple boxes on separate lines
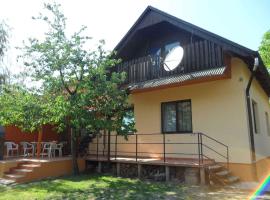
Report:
59,66,73,95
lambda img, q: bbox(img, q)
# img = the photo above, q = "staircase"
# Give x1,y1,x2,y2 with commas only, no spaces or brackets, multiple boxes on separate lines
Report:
207,162,239,185
1,161,41,184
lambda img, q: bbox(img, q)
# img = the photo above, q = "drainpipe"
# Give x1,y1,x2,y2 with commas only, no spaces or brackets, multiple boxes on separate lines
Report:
245,57,259,180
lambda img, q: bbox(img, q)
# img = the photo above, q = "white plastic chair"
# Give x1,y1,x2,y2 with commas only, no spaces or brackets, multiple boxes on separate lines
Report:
52,143,63,157
4,142,19,157
20,142,34,157
41,142,53,158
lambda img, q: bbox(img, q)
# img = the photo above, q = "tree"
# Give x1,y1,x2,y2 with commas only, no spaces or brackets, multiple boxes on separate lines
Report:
0,21,10,91
259,30,270,69
0,85,68,156
21,3,135,174
0,21,9,61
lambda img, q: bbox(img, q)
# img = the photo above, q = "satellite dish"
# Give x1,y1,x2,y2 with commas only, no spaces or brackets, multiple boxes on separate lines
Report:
163,46,184,71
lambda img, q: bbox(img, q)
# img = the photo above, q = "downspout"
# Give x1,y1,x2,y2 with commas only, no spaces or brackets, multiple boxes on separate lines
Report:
245,57,259,180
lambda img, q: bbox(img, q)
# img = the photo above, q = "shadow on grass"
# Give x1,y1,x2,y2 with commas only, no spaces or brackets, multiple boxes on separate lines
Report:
3,173,189,200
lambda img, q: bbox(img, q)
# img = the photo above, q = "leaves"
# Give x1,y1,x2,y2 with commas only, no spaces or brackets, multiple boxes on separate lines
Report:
0,85,68,132
0,21,9,61
259,30,270,69
15,2,135,136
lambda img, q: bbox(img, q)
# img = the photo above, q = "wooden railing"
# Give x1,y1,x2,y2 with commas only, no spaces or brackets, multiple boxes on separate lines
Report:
116,40,225,85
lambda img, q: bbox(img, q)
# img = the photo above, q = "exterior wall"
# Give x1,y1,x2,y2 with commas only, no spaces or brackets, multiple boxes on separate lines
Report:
244,68,270,162
256,156,270,181
4,125,60,144
89,57,270,180
128,57,253,164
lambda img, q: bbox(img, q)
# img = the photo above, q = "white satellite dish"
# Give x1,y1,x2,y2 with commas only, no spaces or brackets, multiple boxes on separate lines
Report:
163,46,184,71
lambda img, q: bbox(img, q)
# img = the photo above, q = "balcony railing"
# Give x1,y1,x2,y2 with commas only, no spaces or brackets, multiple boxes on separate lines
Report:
116,40,225,85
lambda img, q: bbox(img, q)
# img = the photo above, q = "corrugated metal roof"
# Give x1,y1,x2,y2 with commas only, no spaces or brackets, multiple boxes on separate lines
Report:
128,67,226,90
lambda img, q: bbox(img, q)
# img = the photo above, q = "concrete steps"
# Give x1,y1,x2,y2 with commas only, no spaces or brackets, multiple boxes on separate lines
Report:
2,161,41,183
207,163,239,186
0,178,16,186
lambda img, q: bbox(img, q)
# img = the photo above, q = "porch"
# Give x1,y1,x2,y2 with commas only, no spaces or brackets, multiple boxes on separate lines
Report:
0,156,85,184
87,132,229,168
86,132,237,184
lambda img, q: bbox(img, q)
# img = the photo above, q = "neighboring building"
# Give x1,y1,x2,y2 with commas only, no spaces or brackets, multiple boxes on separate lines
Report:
88,6,270,182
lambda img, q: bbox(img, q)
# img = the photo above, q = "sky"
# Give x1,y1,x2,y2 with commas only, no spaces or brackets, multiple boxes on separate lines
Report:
0,0,269,74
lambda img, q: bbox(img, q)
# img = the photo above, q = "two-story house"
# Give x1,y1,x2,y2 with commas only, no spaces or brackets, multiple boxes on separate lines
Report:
88,6,270,183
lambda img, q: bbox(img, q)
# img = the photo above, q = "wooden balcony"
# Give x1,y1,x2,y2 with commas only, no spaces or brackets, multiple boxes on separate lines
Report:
116,40,225,85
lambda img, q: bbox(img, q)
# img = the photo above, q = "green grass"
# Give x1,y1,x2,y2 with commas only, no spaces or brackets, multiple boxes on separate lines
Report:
0,174,191,200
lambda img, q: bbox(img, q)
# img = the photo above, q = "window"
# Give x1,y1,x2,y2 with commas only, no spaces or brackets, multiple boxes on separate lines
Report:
252,100,260,134
265,112,270,136
122,106,135,133
162,100,192,133
149,46,161,57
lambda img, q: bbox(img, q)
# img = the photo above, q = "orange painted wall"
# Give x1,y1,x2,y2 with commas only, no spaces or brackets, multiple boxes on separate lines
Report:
4,125,60,144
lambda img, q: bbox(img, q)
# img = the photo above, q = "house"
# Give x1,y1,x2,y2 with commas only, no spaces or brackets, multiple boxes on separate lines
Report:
87,6,270,183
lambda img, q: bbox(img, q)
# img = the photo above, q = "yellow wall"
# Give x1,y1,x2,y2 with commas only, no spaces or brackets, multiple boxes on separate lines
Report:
130,57,252,163
244,68,270,162
89,57,270,166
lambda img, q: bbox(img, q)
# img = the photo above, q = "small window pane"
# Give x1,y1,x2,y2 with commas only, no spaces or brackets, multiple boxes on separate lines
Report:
163,103,176,132
149,47,161,57
177,101,192,132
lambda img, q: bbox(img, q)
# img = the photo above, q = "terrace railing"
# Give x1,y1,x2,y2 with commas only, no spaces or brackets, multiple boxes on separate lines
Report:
89,132,229,169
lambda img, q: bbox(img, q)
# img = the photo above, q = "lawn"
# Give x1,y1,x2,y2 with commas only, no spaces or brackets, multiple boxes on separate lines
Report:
0,174,189,200
0,173,262,200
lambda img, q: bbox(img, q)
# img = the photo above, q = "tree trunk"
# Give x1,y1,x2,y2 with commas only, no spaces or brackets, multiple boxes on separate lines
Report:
71,128,79,175
36,128,43,158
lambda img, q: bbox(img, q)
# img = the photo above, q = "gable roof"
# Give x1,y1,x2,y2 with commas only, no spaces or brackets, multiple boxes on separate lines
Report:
114,6,270,96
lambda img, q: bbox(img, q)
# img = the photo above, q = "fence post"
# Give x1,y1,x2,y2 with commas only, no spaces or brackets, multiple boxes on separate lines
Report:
136,134,138,162
163,133,166,163
108,131,111,162
197,133,201,168
97,135,99,160
115,134,117,160
200,133,203,165
227,146,229,169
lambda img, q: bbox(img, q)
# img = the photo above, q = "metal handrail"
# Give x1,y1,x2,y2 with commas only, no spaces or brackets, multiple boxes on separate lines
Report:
200,132,228,148
198,132,229,169
90,132,229,169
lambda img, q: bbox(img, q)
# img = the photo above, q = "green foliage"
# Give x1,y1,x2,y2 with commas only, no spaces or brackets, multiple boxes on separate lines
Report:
0,21,9,61
259,30,270,69
0,85,68,133
20,2,135,136
0,21,10,90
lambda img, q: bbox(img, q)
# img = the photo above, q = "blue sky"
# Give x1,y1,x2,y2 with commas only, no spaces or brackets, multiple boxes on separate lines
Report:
0,0,269,72
163,0,269,50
